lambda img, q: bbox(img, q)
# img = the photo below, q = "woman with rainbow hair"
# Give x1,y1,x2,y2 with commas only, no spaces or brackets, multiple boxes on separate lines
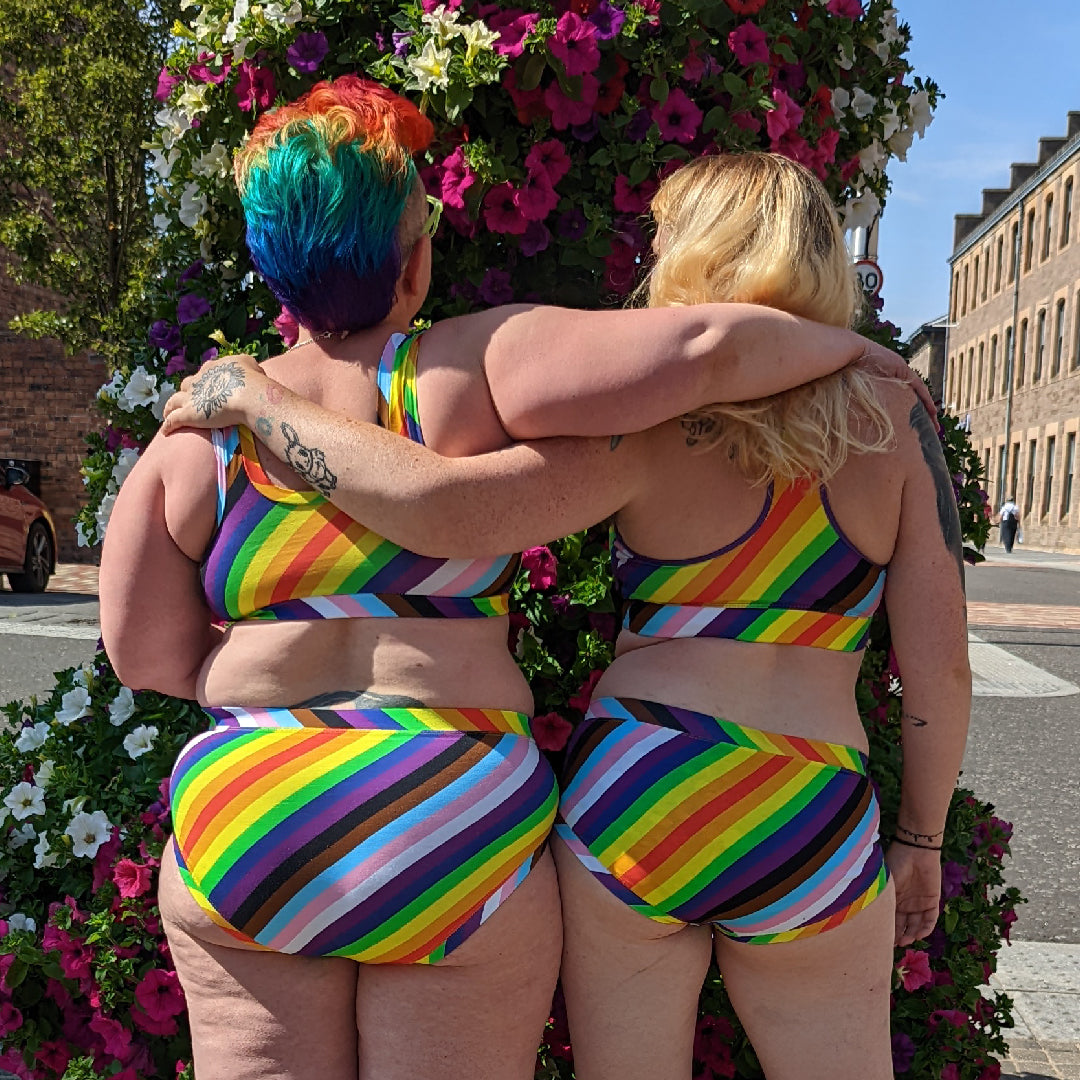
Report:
103,77,927,1080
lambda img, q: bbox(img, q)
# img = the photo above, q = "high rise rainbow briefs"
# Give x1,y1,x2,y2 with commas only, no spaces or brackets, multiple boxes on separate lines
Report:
169,705,558,964
556,697,888,944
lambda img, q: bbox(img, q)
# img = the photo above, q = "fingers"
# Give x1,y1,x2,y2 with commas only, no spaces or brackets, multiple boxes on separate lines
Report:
894,908,938,949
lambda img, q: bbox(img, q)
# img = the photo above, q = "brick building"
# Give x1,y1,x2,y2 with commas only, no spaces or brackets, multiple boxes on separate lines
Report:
0,265,105,562
948,111,1080,552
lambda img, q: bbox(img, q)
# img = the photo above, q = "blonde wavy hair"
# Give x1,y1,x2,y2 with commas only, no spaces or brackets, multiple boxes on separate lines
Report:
641,152,894,485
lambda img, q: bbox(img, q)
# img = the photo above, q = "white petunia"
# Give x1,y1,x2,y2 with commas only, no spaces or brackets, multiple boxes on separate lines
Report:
65,809,112,859
119,366,159,413
153,212,172,233
850,87,875,120
95,493,116,538
123,725,159,760
71,663,94,688
33,831,58,870
75,520,91,547
98,369,125,400
152,382,176,422
831,87,850,120
55,686,92,726
264,0,302,26
3,782,45,820
154,106,192,149
856,140,887,179
179,182,209,229
8,823,36,850
888,125,916,161
407,38,453,92
7,913,36,932
842,189,882,232
149,147,181,180
192,142,232,180
461,20,500,61
881,101,901,141
35,760,55,789
14,722,50,754
907,89,933,137
108,687,136,727
177,82,212,121
111,447,141,491
421,4,463,43
880,6,903,46
62,796,87,816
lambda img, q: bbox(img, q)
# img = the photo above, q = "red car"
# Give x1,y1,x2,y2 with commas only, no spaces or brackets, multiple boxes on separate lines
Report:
0,462,56,592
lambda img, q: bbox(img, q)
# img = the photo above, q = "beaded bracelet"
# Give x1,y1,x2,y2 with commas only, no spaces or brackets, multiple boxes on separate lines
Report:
891,836,942,851
896,824,945,843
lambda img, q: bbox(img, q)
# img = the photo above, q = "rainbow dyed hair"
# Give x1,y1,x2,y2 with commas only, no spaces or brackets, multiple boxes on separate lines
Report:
235,75,434,333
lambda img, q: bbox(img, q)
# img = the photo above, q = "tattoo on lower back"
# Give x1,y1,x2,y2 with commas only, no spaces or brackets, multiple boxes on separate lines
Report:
908,403,965,589
255,416,272,439
292,690,427,709
680,415,717,447
281,421,337,497
902,710,929,728
610,435,623,451
191,361,245,419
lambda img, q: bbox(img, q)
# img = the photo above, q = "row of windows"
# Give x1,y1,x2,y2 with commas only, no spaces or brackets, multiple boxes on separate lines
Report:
984,429,1078,525
947,291,1080,410
951,172,1076,321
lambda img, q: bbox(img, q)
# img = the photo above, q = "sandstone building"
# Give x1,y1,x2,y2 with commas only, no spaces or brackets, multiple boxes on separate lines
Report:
948,111,1080,552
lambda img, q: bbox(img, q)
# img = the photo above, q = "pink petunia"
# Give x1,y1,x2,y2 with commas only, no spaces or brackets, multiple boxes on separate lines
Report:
531,712,574,752
807,127,840,180
896,948,933,992
273,308,299,346
826,0,863,17
89,1011,133,1059
521,546,559,589
652,88,703,145
92,827,123,892
514,171,559,222
766,87,804,144
548,11,600,77
35,1040,72,1075
130,1004,179,1037
503,68,549,124
234,61,276,113
940,1066,960,1080
0,1001,22,1036
727,22,769,67
544,74,599,131
568,669,604,712
154,68,182,102
525,138,572,186
188,52,231,85
929,1008,970,1030
490,10,539,58
134,968,186,1021
437,146,477,210
613,175,657,215
483,183,529,235
694,1013,736,1074
113,859,155,899
0,1050,33,1080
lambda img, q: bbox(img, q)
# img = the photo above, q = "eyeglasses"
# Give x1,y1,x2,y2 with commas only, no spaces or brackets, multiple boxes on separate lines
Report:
421,195,443,239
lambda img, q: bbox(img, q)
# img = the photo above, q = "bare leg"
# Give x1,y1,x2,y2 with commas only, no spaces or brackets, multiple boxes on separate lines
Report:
354,848,563,1080
714,878,896,1080
158,841,360,1080
553,836,713,1080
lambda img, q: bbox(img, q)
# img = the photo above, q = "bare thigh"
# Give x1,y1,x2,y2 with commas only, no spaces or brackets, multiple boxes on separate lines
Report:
713,877,897,1080
553,836,713,1080
354,848,563,1080
158,840,360,1080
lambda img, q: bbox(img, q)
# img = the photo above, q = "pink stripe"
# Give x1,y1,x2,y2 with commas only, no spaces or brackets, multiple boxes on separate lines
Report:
263,736,532,949
421,560,495,597
652,606,704,635
561,723,660,818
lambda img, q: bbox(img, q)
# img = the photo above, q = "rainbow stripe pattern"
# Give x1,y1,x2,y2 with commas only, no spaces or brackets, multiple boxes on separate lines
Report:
200,333,519,622
557,697,888,945
613,480,885,651
170,705,558,964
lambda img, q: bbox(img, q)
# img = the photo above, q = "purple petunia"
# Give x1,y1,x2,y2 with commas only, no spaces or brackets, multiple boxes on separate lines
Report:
178,259,204,284
556,207,587,241
149,320,182,353
479,268,514,306
520,220,552,257
287,31,330,74
626,107,654,142
392,30,414,57
588,0,625,40
176,294,210,325
891,1033,916,1074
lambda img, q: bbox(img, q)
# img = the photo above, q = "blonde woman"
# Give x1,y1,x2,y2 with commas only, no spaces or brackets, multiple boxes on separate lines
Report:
163,153,969,1080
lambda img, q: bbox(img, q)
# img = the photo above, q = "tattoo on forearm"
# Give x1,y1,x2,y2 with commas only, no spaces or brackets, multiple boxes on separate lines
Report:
191,361,246,419
902,710,929,728
255,416,273,439
908,403,965,588
281,421,337,497
680,414,717,447
291,689,427,709
265,384,284,405
610,435,623,451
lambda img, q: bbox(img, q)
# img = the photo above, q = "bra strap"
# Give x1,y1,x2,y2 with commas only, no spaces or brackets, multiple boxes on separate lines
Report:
376,330,425,444
210,427,241,526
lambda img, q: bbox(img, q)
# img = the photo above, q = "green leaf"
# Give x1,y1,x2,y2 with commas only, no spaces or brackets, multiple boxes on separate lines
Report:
722,72,747,99
649,76,669,104
703,105,727,134
517,51,547,92
628,157,652,186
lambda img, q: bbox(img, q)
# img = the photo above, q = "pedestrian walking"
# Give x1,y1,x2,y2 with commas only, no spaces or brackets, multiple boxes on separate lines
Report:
999,497,1021,553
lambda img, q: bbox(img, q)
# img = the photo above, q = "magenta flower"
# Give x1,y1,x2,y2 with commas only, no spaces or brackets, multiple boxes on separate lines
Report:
568,669,604,712
520,220,552,257
34,1041,71,1075
896,948,933,992
130,1004,179,1037
165,353,188,377
941,1067,960,1080
604,236,640,294
483,182,529,235
0,1002,22,1037
531,712,573,751
613,175,657,214
765,87,804,144
548,11,600,76
134,969,186,1021
287,31,329,74
177,293,211,324
514,171,559,222
234,61,276,112
479,267,514,306
438,146,477,209
730,110,762,133
421,0,460,9
651,88,703,144
693,1014,736,1075
728,21,769,66
544,74,599,130
188,52,231,85
826,0,863,17
522,545,558,589
929,1008,970,1030
89,1011,133,1058
588,0,625,40
154,67,181,102
525,138,572,185
273,308,299,346
113,858,154,899
807,127,840,180
490,10,539,57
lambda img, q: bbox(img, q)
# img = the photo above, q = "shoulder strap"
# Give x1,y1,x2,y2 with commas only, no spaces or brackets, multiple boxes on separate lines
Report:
210,427,241,526
376,330,425,445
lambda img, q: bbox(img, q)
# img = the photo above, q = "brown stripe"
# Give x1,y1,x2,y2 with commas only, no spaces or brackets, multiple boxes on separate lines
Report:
479,555,521,598
563,718,620,787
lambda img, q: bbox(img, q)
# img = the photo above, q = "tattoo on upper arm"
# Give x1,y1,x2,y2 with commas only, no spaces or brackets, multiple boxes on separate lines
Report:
610,435,623,451
680,415,717,447
902,710,929,728
191,361,245,419
908,403,965,588
281,421,338,497
255,416,272,439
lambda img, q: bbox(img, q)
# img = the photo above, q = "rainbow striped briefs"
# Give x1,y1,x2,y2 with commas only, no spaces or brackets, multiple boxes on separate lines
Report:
169,704,558,964
556,697,887,945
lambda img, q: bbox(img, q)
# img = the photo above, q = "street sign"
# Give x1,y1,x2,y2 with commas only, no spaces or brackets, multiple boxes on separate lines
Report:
854,258,883,297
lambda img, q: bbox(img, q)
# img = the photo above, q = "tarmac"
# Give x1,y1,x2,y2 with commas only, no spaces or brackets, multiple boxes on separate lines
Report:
0,558,1077,1076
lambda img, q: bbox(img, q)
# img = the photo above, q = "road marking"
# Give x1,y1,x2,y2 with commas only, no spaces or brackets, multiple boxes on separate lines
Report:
969,633,1079,697
0,622,100,641
968,602,1080,630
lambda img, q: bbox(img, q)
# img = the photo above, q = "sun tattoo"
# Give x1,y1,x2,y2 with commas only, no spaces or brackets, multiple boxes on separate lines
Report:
191,361,246,420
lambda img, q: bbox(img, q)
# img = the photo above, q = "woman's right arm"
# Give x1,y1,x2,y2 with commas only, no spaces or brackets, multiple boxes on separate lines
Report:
881,394,971,948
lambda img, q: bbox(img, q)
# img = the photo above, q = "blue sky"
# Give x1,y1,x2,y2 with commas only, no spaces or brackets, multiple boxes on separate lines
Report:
877,1,1080,339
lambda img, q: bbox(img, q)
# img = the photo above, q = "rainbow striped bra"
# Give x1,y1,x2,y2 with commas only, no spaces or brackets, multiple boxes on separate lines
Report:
612,480,886,652
200,332,520,622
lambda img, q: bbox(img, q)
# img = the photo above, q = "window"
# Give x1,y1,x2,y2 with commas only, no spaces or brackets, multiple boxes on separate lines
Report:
1024,208,1035,270
961,265,969,315
1063,177,1074,247
995,235,1004,291
1043,194,1054,259
988,335,998,400
1003,326,1014,394
965,348,974,408
1017,319,1028,386
982,250,989,301
1064,432,1076,519
975,342,984,405
951,273,960,321
1074,292,1080,371
1042,436,1056,518
1009,441,1020,503
972,256,980,307
1025,439,1038,515
1009,221,1019,282
1034,308,1046,381
1054,298,1066,376
983,449,991,486
997,444,1008,503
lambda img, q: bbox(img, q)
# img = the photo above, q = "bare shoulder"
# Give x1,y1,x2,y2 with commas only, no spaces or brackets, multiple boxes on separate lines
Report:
140,428,219,559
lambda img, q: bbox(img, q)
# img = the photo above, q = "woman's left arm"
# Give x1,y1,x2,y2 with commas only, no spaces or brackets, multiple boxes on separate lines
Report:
99,431,223,698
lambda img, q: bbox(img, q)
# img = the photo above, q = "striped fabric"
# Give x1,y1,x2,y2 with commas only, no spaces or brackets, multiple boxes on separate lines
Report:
200,331,519,623
613,480,885,651
170,705,558,964
557,697,888,945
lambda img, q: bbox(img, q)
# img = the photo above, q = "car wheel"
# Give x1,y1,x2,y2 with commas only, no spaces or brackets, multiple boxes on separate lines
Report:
8,521,53,593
